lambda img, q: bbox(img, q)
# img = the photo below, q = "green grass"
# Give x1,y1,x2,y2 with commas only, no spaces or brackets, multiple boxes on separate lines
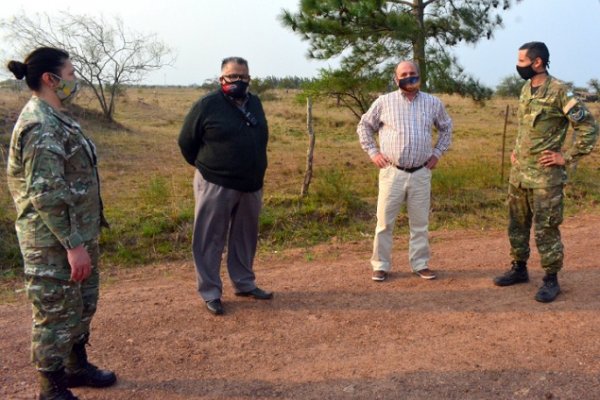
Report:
98,175,194,266
260,168,372,248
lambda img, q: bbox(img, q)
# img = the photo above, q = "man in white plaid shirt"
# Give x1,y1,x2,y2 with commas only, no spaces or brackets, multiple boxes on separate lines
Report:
357,60,453,282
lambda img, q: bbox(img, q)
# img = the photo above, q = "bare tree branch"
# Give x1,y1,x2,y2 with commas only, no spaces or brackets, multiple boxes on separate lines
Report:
1,11,175,121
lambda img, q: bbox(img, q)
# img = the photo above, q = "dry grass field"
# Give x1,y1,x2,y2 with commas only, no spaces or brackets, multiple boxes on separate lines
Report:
1,86,599,274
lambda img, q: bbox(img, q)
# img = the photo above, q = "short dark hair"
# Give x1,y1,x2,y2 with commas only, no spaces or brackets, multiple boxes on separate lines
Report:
221,56,248,70
519,41,550,69
7,47,69,91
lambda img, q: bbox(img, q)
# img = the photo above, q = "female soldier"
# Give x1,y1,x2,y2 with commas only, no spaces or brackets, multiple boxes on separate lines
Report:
6,47,116,400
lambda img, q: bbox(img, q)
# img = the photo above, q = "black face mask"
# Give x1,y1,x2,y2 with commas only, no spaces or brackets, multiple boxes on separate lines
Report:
398,76,420,90
221,80,249,98
516,64,537,80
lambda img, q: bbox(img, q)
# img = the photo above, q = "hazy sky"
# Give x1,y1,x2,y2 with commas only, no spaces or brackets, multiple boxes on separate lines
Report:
1,0,599,89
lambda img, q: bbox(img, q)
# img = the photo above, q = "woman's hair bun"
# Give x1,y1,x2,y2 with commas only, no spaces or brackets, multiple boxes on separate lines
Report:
7,60,27,80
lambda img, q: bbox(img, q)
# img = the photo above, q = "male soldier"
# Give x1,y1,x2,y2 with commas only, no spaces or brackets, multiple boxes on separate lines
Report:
494,42,598,302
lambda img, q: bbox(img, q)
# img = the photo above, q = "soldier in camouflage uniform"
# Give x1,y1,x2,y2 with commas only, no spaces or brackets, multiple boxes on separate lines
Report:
494,42,598,302
6,48,116,399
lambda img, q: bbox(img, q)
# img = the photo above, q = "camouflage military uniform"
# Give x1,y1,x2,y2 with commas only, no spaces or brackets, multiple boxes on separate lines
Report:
6,96,107,372
509,76,598,273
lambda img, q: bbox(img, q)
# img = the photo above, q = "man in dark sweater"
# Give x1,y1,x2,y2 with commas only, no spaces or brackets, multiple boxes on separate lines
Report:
178,57,272,316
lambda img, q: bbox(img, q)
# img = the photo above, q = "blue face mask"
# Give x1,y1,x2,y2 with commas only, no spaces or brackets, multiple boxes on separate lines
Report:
398,76,420,90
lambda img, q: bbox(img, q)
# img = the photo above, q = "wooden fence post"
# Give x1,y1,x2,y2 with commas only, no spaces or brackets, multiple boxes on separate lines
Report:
301,97,315,197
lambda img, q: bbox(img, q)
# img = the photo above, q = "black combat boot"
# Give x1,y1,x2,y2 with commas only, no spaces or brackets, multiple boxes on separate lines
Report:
535,273,560,303
65,336,117,388
38,368,79,400
493,260,529,286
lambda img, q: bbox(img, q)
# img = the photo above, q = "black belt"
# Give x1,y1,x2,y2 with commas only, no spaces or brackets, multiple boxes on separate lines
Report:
396,164,425,173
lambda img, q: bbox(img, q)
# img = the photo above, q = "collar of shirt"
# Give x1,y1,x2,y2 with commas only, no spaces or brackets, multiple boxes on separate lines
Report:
527,75,552,99
33,96,80,130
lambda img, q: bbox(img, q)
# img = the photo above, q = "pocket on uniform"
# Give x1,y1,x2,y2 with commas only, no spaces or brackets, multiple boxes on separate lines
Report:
65,146,93,176
530,110,543,128
22,248,47,265
26,276,66,310
536,187,564,227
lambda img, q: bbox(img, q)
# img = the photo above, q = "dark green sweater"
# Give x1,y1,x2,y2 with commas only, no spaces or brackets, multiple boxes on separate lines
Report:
178,90,269,192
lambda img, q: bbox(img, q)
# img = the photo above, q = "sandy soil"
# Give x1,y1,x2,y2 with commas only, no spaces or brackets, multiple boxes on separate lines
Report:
1,214,599,400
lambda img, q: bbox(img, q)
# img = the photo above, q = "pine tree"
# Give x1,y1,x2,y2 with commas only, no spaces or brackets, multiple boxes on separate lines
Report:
281,0,520,100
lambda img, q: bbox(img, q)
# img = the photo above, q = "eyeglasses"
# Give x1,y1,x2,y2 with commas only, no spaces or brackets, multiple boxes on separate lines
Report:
222,74,250,82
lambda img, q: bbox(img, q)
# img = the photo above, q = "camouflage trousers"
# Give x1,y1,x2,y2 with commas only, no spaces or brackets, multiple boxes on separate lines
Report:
24,240,100,372
508,184,564,274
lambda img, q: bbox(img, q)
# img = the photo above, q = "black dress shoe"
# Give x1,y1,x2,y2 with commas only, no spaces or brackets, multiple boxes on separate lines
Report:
235,287,273,300
206,299,224,315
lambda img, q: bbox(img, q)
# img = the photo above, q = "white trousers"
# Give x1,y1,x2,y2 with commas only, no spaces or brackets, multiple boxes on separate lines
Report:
371,166,432,272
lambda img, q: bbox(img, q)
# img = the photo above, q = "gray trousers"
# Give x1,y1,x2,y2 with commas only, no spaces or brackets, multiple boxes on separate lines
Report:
192,170,262,301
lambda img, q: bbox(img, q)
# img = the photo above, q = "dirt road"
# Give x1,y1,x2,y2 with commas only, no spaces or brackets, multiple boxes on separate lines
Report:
1,214,599,399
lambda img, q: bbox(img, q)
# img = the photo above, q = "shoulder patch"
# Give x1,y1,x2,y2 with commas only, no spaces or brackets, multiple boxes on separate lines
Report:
567,106,586,123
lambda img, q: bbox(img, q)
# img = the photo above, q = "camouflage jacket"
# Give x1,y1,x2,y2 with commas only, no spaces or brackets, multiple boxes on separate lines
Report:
510,75,599,188
6,97,106,260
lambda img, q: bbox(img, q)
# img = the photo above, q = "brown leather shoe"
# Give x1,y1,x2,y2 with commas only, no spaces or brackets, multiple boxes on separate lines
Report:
414,268,437,280
372,270,388,282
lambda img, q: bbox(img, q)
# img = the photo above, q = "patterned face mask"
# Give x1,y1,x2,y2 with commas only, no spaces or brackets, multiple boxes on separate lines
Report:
221,80,249,99
51,73,79,103
398,75,420,91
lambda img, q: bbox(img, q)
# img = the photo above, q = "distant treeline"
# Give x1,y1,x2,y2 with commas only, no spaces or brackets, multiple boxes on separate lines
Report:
119,75,317,91
0,75,315,91
2,75,599,101
193,75,316,91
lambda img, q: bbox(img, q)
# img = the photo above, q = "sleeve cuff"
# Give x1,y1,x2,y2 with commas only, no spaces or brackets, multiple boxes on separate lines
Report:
367,149,380,158
432,149,443,159
62,232,84,249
